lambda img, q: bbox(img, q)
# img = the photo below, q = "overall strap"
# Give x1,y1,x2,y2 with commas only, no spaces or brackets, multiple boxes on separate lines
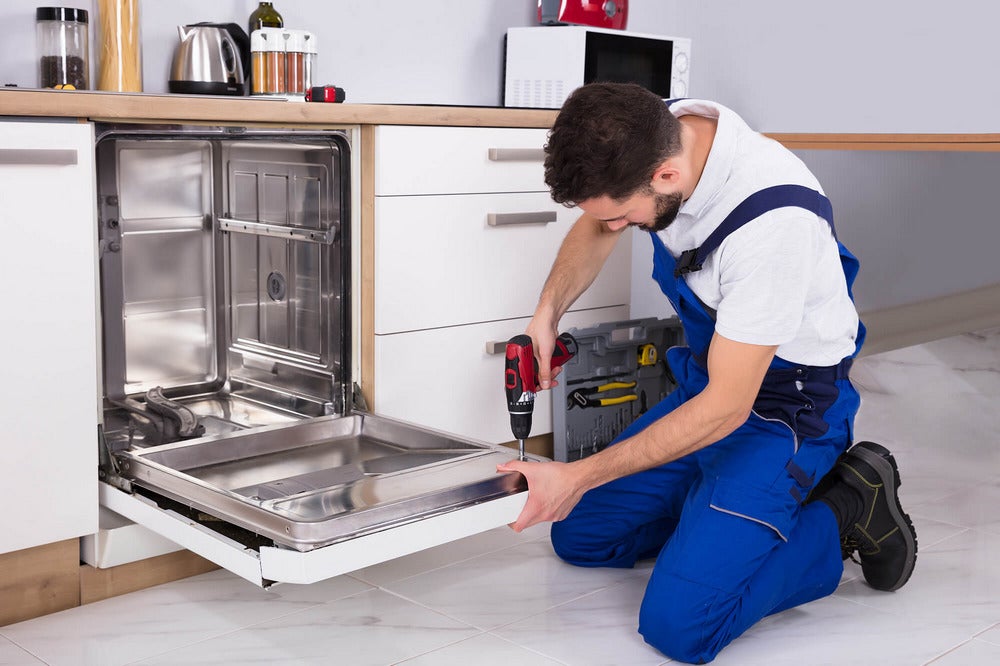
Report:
674,185,836,278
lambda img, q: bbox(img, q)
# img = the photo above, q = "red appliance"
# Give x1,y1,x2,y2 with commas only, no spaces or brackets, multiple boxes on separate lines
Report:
538,0,629,30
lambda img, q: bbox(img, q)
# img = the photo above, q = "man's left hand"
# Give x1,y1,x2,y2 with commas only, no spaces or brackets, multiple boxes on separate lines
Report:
496,459,587,532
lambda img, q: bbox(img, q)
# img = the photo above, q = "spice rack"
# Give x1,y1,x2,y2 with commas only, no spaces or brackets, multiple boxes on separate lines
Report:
250,28,316,100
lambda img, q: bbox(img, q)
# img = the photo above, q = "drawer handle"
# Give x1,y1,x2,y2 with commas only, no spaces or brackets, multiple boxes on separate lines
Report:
0,148,78,166
487,211,557,227
487,148,545,162
485,340,510,355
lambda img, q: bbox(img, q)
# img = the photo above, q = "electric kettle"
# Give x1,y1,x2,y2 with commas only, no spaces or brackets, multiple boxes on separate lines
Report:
168,22,250,95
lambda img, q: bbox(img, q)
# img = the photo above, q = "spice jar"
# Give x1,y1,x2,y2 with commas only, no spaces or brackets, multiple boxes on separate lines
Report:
36,7,90,90
302,31,316,94
250,27,285,95
283,29,306,98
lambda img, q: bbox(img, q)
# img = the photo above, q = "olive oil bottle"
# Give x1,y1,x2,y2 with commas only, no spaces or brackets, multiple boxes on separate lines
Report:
248,2,283,35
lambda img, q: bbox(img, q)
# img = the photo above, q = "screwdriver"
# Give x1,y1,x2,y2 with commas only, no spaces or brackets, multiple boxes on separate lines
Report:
504,332,578,460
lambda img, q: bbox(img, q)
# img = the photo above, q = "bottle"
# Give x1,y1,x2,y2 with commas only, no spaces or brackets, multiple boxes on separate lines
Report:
248,2,283,36
36,7,90,90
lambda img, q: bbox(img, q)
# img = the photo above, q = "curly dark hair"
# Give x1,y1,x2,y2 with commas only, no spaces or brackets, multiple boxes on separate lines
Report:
543,83,683,206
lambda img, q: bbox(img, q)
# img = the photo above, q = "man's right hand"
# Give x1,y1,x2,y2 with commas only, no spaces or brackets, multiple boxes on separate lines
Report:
525,315,560,390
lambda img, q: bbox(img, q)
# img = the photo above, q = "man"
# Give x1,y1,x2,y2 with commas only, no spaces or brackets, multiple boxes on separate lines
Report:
496,83,917,664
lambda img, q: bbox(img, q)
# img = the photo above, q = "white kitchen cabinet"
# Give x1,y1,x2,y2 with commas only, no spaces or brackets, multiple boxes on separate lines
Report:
0,120,99,554
372,125,631,442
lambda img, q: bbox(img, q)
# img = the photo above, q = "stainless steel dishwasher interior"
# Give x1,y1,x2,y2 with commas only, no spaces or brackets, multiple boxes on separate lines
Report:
96,126,527,554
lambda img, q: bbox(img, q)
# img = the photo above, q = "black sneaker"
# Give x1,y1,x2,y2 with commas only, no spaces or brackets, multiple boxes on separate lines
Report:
823,441,918,592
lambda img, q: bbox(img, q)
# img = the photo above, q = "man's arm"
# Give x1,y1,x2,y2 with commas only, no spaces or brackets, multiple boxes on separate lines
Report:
528,213,624,387
498,332,778,531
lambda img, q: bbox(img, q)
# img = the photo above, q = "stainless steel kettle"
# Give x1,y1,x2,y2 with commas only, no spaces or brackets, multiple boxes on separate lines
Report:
168,23,250,95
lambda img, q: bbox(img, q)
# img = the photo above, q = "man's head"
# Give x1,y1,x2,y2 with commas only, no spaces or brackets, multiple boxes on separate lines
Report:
543,82,684,231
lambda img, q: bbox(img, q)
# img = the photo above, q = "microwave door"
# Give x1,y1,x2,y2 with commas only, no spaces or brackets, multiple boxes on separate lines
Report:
584,31,674,99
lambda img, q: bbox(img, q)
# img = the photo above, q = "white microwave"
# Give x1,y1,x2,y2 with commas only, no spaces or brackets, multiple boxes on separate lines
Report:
504,26,691,109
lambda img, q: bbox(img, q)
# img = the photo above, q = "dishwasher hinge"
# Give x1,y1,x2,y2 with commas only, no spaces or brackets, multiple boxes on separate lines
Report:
351,381,369,412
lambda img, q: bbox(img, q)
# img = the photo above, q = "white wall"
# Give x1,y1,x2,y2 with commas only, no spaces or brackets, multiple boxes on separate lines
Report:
0,1,675,104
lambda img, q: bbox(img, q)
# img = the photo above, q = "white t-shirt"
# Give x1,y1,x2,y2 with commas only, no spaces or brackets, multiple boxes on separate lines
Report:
658,99,859,366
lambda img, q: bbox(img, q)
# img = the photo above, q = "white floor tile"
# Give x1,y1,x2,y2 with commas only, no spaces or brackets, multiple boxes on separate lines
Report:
133,588,479,665
708,595,971,666
976,623,1000,646
910,481,1000,535
0,636,43,666
381,538,640,631
397,632,567,665
493,575,670,666
926,638,1000,665
0,570,370,666
350,523,550,586
835,528,1000,634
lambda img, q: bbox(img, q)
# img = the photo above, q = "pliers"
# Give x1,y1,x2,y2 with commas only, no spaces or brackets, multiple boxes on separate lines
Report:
568,381,637,409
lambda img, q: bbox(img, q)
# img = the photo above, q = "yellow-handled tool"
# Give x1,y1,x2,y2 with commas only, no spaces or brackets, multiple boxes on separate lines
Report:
569,381,638,409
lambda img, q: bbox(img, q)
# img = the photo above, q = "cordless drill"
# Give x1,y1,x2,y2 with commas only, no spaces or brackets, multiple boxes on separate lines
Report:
504,332,578,460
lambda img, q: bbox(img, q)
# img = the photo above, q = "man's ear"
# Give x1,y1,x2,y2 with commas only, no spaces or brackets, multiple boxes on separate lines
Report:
650,159,681,192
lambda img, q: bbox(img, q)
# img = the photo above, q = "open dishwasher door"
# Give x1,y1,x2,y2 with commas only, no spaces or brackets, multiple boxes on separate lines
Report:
95,125,529,587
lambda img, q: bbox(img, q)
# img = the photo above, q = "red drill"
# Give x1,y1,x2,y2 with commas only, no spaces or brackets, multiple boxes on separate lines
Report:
504,332,578,460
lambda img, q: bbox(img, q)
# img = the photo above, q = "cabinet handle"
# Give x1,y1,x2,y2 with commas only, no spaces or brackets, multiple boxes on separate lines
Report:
487,211,557,227
487,148,545,162
0,148,78,166
485,340,510,355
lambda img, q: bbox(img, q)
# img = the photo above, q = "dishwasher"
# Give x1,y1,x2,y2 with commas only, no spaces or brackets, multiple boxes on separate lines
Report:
94,124,531,587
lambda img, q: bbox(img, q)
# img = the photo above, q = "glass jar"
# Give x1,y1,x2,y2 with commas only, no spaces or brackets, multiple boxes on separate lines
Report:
36,6,90,90
302,31,316,94
96,0,142,92
283,30,306,98
250,27,285,95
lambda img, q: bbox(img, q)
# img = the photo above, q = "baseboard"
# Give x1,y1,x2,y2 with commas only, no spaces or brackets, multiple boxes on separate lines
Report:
0,540,80,627
860,283,1000,357
79,549,219,605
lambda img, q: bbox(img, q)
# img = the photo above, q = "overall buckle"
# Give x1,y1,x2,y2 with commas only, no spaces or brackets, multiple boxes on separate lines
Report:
674,249,703,278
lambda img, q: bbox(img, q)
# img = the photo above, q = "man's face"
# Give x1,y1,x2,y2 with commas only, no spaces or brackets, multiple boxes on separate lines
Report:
579,188,683,233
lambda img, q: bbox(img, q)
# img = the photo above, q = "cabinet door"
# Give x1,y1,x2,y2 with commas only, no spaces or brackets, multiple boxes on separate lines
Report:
374,306,628,444
0,121,99,554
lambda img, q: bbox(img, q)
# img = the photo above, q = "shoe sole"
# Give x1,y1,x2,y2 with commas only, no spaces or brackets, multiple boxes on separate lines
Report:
849,441,918,591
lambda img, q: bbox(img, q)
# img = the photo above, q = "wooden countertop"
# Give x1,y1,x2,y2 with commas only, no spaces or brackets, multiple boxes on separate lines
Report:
4,89,1000,150
0,89,558,128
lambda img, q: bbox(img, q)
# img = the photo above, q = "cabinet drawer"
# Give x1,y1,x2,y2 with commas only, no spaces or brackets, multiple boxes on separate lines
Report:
375,192,630,333
373,306,629,444
375,125,549,195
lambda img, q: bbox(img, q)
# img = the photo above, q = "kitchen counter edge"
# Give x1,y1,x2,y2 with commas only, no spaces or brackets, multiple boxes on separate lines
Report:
0,89,559,128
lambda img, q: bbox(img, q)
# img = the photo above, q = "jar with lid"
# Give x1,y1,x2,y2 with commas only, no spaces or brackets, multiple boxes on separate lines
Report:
250,27,285,95
283,30,310,99
36,7,90,90
301,32,316,95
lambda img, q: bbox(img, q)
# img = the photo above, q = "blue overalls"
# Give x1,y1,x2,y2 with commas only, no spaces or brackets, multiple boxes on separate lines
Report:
550,185,866,664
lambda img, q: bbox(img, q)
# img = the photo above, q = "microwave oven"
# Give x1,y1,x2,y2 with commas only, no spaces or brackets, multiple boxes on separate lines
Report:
504,26,690,109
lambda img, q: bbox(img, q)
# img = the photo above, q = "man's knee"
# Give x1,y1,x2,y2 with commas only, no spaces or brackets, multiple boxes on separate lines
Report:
550,519,639,568
638,574,730,664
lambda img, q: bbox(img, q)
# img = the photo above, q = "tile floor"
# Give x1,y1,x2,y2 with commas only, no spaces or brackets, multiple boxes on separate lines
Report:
2,328,999,665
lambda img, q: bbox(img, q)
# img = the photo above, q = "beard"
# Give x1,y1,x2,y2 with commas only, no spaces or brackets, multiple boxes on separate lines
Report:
647,192,683,232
